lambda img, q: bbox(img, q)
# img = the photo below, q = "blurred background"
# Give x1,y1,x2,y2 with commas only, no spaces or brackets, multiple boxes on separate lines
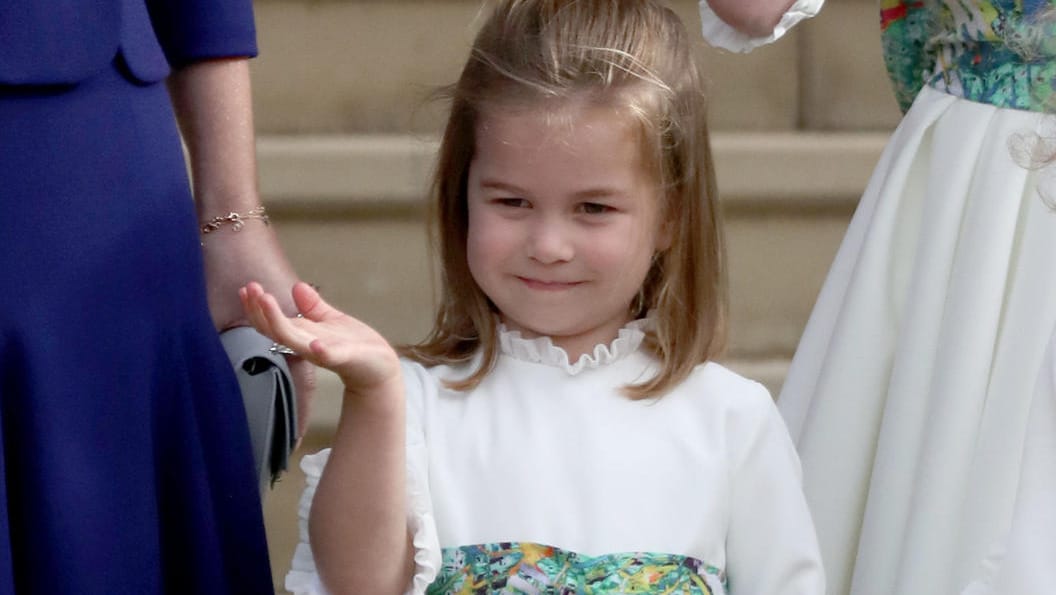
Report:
250,0,901,590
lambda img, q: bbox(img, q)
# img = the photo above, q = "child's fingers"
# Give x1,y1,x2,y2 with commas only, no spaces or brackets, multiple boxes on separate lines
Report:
238,285,264,330
291,281,341,322
241,284,278,340
258,292,318,354
306,338,333,362
243,281,265,300
239,285,262,326
290,282,320,315
305,338,362,380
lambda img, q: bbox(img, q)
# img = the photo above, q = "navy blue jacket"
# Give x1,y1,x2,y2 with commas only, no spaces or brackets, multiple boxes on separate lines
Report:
0,0,257,85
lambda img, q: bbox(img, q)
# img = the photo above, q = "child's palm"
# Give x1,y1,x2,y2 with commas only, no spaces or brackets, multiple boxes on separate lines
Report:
240,281,401,392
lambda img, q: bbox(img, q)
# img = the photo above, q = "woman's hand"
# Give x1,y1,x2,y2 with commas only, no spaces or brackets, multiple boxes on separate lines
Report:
201,220,317,439
240,281,402,400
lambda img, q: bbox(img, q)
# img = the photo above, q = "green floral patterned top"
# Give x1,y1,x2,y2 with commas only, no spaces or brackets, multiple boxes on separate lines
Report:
880,0,1056,112
428,542,726,595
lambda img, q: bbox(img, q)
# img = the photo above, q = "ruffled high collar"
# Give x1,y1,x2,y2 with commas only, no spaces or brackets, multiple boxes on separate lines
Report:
497,318,650,375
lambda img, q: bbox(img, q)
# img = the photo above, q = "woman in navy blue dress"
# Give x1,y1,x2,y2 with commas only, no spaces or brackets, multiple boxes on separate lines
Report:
0,0,313,592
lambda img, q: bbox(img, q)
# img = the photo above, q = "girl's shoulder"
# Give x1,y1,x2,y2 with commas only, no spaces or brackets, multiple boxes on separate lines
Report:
398,355,476,388
684,360,772,399
397,355,484,412
675,360,779,418
678,362,796,466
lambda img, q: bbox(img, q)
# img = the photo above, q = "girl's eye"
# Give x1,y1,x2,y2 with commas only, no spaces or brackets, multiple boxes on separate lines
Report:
495,198,530,208
579,202,613,215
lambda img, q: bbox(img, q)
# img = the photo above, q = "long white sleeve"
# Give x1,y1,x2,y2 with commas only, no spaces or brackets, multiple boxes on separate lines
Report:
725,385,826,594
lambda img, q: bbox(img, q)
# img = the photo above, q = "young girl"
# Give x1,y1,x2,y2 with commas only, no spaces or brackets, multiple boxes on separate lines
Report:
245,1,824,593
697,1,1056,594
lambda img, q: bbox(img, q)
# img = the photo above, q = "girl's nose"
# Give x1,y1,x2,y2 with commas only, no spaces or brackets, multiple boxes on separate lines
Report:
526,218,574,264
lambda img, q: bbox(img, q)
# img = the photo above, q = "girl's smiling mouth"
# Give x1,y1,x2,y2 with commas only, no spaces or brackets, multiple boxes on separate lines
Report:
516,276,583,290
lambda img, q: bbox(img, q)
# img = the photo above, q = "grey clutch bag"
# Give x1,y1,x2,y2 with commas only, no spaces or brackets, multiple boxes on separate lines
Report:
220,326,297,493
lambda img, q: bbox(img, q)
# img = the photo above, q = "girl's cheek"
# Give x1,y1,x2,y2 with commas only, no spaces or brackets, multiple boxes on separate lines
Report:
468,218,517,265
598,223,649,257
470,218,510,248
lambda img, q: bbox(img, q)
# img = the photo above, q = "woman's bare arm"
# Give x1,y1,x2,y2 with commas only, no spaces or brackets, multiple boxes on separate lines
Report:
168,58,316,433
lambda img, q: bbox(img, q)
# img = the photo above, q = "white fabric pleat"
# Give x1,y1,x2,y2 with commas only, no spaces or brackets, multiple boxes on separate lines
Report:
960,331,1056,594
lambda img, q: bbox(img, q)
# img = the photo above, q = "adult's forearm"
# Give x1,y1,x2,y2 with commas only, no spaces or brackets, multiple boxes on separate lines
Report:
167,57,260,216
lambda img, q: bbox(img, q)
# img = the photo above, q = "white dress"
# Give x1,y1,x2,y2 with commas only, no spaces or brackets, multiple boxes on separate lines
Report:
700,2,1056,594
285,320,824,594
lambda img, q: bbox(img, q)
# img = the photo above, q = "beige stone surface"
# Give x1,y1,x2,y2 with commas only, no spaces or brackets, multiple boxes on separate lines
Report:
257,135,435,203
667,0,803,131
799,0,903,130
250,0,802,133
724,206,853,358
249,0,908,134
256,132,888,203
272,217,436,346
698,40,803,131
251,1,480,134
712,132,887,200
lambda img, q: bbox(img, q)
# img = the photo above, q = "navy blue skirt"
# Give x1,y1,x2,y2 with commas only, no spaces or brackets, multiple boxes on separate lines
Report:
0,61,273,594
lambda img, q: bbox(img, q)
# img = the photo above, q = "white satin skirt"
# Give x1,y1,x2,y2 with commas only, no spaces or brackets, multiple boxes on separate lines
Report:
778,84,1056,595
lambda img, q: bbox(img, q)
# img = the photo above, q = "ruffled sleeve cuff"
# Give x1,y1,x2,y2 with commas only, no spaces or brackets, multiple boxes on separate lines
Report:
406,440,442,593
284,450,330,595
283,448,442,595
698,0,824,53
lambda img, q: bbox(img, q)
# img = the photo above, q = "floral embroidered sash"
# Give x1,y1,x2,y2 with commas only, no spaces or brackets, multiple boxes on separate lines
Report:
428,542,725,595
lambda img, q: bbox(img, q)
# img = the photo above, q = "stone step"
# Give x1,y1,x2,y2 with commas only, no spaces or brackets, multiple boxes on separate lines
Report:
250,0,901,135
257,132,886,203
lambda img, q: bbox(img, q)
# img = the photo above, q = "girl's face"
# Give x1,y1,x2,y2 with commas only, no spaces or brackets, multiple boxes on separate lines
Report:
466,104,670,360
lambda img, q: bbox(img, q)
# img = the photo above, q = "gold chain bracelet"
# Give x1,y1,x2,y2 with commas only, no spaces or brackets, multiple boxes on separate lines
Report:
200,205,270,235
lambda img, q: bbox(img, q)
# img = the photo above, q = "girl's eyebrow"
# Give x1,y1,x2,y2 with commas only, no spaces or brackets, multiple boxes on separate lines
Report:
478,179,525,194
571,187,626,200
479,179,626,200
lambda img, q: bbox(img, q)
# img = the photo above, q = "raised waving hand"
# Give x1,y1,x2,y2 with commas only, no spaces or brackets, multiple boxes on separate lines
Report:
240,281,401,396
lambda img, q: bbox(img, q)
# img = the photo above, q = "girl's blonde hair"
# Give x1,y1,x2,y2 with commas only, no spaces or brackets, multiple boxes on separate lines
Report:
400,0,726,399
